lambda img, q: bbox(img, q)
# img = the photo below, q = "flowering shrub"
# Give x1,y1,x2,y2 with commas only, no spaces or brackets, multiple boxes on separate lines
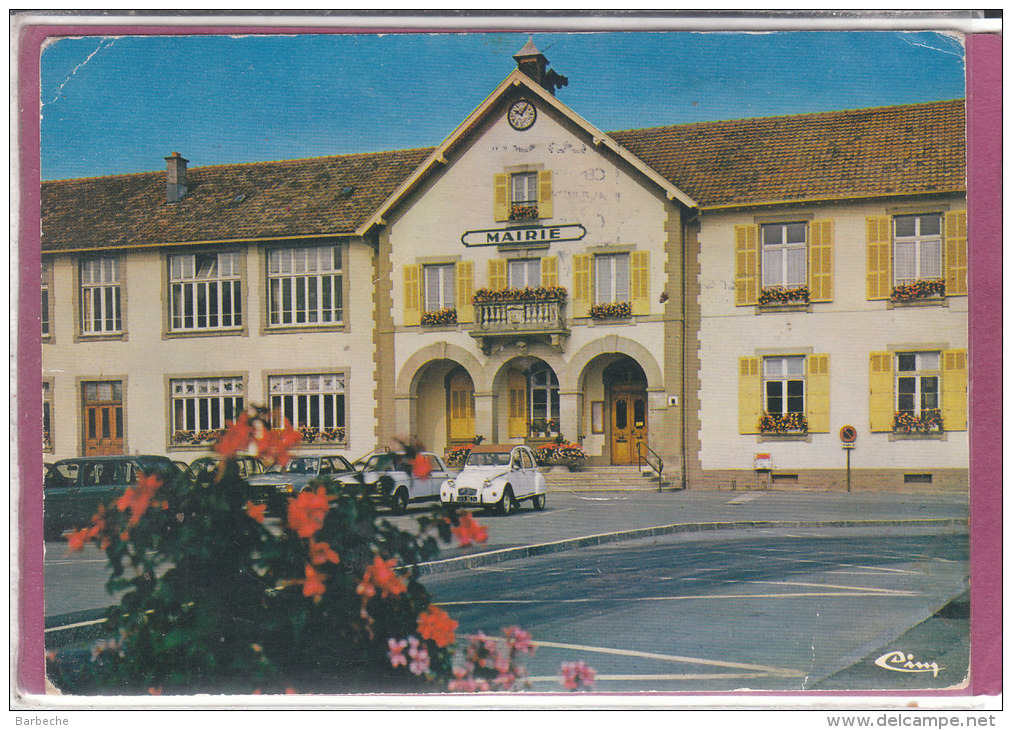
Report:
894,409,944,433
589,301,632,320
420,308,457,326
471,286,567,305
758,286,810,306
891,280,945,302
508,205,539,221
46,407,493,695
171,428,227,446
758,412,809,434
445,444,474,469
448,627,535,691
533,442,587,467
297,425,346,444
560,661,597,691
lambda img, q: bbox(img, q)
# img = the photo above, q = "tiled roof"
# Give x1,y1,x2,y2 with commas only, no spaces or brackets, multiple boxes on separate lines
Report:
41,147,433,252
609,99,965,208
41,99,965,252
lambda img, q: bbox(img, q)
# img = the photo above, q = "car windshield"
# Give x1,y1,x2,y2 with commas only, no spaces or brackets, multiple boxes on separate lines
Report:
465,451,512,467
363,454,402,472
266,457,319,475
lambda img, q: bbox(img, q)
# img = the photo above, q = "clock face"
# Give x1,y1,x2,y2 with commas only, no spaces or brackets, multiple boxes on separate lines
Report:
508,99,536,130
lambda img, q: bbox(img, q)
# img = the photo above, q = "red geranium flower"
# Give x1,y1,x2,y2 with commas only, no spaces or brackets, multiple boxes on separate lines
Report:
309,538,341,566
417,605,458,648
452,511,489,547
214,412,253,459
356,555,406,601
256,419,302,467
115,473,164,527
301,564,327,600
286,487,330,538
245,501,267,524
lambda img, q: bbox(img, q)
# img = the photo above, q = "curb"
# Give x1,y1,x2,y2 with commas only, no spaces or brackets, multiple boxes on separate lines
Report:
412,517,969,576
44,517,968,638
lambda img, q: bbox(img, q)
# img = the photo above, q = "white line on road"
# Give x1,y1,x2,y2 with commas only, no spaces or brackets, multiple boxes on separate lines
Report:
525,672,780,683
45,558,107,566
436,589,919,608
747,579,917,596
726,493,762,504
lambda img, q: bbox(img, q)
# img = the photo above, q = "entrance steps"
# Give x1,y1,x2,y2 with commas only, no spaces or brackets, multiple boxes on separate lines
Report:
542,465,670,492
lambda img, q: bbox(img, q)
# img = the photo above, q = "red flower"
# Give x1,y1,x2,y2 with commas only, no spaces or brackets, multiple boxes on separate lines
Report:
417,605,458,648
356,555,406,601
411,453,432,479
115,472,164,527
245,501,267,524
214,412,253,459
67,527,91,553
256,419,302,467
309,538,341,566
452,512,489,547
286,487,330,538
301,564,327,600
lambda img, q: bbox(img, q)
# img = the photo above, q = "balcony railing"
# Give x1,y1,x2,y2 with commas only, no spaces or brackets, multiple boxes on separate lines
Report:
469,296,569,353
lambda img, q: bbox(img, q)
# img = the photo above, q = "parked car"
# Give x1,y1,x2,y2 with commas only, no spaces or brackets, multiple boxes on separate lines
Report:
440,444,547,515
246,454,355,514
186,454,267,483
338,451,450,514
43,455,181,540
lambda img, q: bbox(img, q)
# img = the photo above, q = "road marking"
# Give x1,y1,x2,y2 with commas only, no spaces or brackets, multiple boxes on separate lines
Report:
526,638,803,677
436,589,918,608
726,493,762,504
44,558,107,566
526,672,780,683
747,579,917,596
520,508,573,519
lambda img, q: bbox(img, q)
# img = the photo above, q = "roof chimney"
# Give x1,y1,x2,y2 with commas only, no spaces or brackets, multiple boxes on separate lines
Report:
513,36,568,96
165,151,188,203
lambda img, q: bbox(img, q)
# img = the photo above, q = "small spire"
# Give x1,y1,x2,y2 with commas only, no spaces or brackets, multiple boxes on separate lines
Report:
513,35,543,61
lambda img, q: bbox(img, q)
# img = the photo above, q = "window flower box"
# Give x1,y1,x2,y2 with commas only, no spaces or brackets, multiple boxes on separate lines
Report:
891,280,945,303
589,301,632,320
758,412,809,434
758,286,810,306
420,308,457,326
297,425,347,444
508,205,539,222
533,442,587,468
471,286,567,305
172,428,227,446
444,443,475,469
894,409,944,433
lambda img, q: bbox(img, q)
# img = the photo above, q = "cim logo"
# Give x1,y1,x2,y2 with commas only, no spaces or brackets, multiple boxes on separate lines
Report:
874,650,941,677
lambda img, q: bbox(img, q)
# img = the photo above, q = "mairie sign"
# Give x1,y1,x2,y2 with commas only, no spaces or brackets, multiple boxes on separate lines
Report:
461,223,586,247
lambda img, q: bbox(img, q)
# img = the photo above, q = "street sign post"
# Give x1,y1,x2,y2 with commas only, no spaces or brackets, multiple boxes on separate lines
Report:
839,425,857,492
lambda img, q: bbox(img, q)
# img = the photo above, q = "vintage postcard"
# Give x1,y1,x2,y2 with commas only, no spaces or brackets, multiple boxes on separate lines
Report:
12,11,1001,716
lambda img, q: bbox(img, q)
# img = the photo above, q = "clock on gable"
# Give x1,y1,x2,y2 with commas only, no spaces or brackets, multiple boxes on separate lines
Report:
507,99,536,130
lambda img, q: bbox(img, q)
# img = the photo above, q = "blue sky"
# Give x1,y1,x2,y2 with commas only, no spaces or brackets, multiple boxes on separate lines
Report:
39,30,966,180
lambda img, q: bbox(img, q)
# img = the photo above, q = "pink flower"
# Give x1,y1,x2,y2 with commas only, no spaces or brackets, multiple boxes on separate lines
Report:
560,661,596,691
388,638,408,669
407,636,430,676
504,626,534,654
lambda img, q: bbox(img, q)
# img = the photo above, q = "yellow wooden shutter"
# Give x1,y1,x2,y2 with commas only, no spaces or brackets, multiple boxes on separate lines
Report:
866,216,892,300
493,173,509,222
944,211,968,297
809,220,834,302
449,371,475,441
806,354,830,433
734,225,758,306
869,351,893,432
507,369,528,438
488,258,507,290
941,348,967,431
630,251,650,315
455,260,474,323
572,253,592,317
537,169,553,219
738,357,761,434
540,256,558,288
403,264,421,326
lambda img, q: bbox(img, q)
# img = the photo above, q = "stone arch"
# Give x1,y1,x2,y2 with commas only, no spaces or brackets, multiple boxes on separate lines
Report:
395,342,486,397
565,335,663,392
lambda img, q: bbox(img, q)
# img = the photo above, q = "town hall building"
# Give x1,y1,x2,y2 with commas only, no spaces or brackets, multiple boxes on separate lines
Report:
40,39,967,492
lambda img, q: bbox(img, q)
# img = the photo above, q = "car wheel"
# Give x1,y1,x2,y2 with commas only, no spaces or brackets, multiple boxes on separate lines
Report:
532,493,546,511
390,487,409,515
497,486,516,516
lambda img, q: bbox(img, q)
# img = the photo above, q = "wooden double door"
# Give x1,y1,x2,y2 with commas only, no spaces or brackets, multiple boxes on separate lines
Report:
610,386,648,465
83,381,124,456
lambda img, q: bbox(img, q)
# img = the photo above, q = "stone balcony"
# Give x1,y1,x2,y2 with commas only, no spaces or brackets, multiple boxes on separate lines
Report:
469,298,569,354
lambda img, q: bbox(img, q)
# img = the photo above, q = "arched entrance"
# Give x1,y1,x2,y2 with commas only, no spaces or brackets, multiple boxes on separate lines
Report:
495,357,561,441
409,360,476,454
446,368,475,444
604,358,648,465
